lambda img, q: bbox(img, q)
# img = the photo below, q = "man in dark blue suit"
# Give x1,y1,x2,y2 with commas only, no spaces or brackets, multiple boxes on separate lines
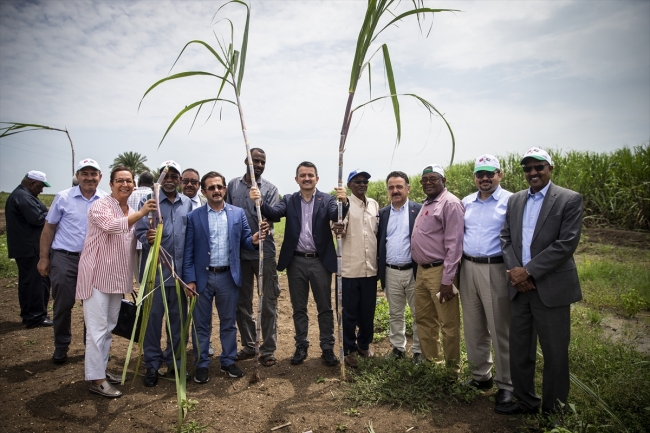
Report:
183,171,263,384
250,161,349,366
376,171,422,361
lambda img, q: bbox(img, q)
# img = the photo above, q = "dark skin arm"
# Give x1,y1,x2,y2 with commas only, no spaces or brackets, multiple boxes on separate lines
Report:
439,284,456,302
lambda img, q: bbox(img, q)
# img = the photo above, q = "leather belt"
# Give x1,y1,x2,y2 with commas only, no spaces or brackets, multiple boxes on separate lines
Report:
294,251,319,258
387,263,413,271
208,266,230,273
420,261,444,269
462,254,504,264
53,249,81,257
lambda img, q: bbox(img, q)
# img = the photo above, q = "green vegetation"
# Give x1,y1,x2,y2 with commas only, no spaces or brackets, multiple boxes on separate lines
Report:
359,144,650,231
109,151,150,174
373,297,412,341
0,191,55,208
0,235,17,279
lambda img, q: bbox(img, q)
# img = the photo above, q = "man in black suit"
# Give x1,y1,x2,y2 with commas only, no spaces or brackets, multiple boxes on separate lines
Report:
250,161,348,366
498,147,583,416
376,171,422,361
5,171,52,328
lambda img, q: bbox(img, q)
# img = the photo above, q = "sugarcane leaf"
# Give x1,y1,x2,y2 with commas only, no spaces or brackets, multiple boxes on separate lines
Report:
168,40,229,76
216,0,251,95
158,98,236,147
0,122,63,137
138,72,232,112
372,7,460,42
381,44,401,143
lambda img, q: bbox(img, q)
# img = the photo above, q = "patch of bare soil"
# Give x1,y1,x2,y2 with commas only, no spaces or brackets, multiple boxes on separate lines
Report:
0,274,520,433
582,227,650,249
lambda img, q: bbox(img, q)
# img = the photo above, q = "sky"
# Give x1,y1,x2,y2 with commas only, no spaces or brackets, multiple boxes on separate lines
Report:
1,0,648,196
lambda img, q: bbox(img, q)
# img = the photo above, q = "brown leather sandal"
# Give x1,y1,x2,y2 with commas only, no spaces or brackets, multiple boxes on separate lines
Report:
259,354,277,367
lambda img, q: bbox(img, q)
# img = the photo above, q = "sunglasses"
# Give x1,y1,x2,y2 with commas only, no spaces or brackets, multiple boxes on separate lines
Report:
474,170,499,179
181,179,199,186
205,184,226,192
420,176,443,185
521,164,549,173
352,179,369,185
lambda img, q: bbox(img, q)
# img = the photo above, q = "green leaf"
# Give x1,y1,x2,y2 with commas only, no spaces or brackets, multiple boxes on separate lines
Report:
381,44,400,144
138,71,231,112
372,7,460,43
158,98,236,147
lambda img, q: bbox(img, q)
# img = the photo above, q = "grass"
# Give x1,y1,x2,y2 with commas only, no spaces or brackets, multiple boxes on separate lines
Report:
0,191,56,208
0,235,18,279
373,297,412,341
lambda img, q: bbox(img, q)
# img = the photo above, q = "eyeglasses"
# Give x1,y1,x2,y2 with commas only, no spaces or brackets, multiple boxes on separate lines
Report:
164,174,180,181
205,184,226,192
352,180,369,185
420,176,443,185
521,164,549,173
181,179,199,186
474,170,499,179
113,179,134,185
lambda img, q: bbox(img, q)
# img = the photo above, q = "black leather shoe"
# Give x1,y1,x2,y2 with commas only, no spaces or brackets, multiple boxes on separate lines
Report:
144,367,158,387
387,347,405,359
27,316,53,328
321,349,339,366
52,347,68,364
496,389,514,406
290,345,308,365
463,377,493,390
495,401,539,415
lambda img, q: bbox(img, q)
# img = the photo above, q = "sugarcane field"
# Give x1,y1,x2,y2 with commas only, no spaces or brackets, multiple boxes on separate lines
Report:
1,1,649,433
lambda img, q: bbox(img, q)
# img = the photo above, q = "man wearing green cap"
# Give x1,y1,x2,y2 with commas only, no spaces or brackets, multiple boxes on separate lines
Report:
498,147,583,417
411,164,464,369
5,171,52,328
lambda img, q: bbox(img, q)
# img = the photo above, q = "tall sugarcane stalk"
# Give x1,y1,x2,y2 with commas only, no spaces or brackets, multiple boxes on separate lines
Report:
0,122,76,176
335,1,458,379
138,1,265,384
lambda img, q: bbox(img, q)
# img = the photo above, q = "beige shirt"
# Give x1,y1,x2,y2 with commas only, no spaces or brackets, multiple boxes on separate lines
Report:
341,193,379,278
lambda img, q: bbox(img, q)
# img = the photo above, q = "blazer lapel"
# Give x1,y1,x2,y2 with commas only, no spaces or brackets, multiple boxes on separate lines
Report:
408,201,417,232
532,184,558,243
200,206,211,240
312,191,323,227
512,193,526,252
292,193,303,227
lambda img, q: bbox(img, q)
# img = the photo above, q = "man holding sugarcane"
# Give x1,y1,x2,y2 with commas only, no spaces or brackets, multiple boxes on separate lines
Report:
136,160,192,387
250,161,348,367
38,159,107,364
332,169,379,369
227,148,281,367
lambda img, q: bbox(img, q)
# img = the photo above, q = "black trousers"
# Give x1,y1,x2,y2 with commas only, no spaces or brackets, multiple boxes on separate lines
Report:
16,256,50,327
342,276,378,354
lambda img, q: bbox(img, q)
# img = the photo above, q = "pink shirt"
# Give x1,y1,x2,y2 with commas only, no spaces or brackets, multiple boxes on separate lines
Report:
76,195,136,300
411,189,465,286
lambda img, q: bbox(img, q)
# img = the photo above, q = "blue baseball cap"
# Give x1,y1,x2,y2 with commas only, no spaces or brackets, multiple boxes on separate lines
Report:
347,169,371,183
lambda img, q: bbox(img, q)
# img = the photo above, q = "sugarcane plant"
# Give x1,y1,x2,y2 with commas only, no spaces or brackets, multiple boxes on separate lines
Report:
138,0,267,383
0,122,76,176
335,1,458,379
121,167,198,432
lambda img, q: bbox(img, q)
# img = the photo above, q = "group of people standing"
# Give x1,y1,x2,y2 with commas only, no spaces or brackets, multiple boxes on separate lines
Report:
5,146,583,419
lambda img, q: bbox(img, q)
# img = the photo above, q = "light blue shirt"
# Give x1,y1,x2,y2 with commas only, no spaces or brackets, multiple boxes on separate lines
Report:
46,186,108,252
462,186,512,257
522,182,552,266
386,199,412,266
208,206,230,267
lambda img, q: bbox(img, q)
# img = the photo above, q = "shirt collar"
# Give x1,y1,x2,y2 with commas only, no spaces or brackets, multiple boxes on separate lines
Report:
349,193,366,207
71,185,102,200
390,198,409,212
239,174,262,187
473,185,503,203
424,188,446,205
528,181,552,198
208,205,226,214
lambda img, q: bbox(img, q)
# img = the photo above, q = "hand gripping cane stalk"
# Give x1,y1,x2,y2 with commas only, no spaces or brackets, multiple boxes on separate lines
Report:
233,91,264,384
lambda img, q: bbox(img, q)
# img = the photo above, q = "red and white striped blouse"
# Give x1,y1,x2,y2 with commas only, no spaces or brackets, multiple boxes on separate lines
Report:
76,195,136,300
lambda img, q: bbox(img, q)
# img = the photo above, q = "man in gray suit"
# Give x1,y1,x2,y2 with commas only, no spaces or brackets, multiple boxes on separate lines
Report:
497,148,583,416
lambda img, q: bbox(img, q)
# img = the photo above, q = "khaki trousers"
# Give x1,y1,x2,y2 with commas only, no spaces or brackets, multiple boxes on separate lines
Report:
414,265,460,368
459,259,512,390
384,267,421,354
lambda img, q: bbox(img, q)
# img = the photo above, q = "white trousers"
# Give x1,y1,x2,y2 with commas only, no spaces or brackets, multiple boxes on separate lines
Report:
384,267,421,354
83,288,121,381
459,259,513,391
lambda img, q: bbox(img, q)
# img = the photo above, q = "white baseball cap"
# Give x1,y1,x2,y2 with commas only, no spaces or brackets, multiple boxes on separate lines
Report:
26,170,50,187
422,164,445,177
521,147,553,166
76,158,101,172
160,160,182,174
474,154,501,173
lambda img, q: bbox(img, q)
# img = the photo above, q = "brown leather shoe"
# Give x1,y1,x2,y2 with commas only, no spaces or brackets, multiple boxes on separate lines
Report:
344,353,359,368
357,348,374,358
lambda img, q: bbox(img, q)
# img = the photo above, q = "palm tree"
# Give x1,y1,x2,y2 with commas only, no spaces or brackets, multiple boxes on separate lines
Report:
110,151,150,174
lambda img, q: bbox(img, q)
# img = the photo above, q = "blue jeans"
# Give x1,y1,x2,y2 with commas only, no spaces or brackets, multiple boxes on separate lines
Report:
193,270,239,368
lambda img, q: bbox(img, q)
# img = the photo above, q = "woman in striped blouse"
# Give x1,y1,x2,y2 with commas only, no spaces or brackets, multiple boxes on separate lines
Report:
76,166,156,398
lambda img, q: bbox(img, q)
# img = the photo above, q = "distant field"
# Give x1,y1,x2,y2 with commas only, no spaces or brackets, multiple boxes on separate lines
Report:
0,191,56,208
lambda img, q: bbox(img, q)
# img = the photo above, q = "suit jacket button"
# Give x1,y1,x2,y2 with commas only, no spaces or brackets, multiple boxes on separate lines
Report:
205,267,209,270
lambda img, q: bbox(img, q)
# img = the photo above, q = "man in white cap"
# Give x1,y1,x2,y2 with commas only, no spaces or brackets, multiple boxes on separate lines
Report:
135,160,192,387
460,155,513,407
5,171,52,328
410,164,464,370
38,159,107,363
332,169,379,368
498,148,583,417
